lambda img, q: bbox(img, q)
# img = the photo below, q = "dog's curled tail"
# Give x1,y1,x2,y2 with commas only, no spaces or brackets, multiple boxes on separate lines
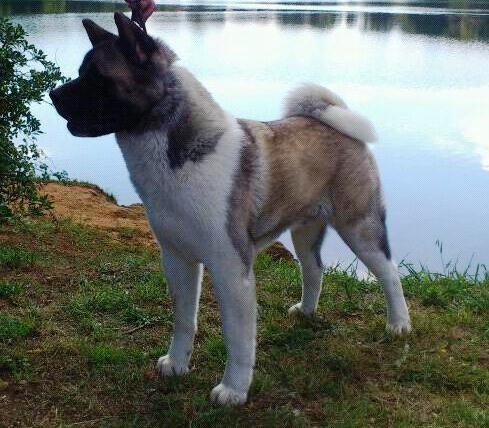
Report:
284,83,378,143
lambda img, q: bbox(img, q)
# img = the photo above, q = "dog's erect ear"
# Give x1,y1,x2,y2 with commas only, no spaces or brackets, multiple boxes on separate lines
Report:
82,19,116,46
114,11,158,65
114,12,178,66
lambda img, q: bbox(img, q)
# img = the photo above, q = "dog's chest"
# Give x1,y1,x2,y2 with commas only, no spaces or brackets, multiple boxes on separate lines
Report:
116,127,243,258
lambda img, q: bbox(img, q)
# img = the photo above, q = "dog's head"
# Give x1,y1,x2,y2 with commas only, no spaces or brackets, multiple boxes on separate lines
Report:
50,12,176,137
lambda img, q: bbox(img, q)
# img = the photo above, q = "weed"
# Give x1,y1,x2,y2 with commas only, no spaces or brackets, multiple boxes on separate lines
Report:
79,343,146,366
0,281,22,298
0,350,30,377
0,312,34,340
0,245,35,269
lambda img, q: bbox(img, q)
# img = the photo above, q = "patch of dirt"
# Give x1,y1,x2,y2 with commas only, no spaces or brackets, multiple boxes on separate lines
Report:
41,183,150,234
266,242,294,262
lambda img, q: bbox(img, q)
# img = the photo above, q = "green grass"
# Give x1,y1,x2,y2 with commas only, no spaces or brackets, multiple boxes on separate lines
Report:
79,343,147,366
0,351,30,379
401,262,489,312
0,281,22,298
0,245,36,269
0,217,488,427
0,312,35,340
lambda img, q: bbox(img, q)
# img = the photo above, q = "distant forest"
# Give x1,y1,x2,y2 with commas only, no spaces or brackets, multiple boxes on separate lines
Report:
1,0,489,41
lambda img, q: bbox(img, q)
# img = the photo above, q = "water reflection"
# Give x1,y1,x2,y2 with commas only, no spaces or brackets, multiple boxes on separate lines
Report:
2,0,489,41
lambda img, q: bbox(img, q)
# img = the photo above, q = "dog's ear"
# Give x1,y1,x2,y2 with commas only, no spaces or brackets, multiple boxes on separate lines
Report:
114,11,158,65
114,12,177,66
82,19,116,46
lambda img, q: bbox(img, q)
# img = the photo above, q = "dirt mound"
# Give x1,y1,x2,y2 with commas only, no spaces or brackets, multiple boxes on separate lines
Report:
41,182,151,233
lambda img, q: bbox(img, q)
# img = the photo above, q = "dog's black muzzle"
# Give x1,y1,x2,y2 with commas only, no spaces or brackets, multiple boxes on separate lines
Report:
50,76,146,138
50,79,118,138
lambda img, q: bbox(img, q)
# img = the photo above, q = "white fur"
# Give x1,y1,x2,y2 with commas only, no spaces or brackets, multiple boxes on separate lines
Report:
211,383,247,406
158,355,190,376
157,249,202,375
285,83,378,143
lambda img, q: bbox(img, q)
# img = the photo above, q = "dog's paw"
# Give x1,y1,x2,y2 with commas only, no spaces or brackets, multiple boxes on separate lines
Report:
288,302,314,316
210,383,247,406
288,302,303,315
386,318,412,336
157,355,189,376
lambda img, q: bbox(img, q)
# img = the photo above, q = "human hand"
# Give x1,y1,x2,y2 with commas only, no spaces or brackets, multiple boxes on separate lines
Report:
124,0,156,26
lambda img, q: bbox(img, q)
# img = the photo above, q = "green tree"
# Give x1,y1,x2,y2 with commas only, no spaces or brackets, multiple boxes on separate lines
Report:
0,18,66,221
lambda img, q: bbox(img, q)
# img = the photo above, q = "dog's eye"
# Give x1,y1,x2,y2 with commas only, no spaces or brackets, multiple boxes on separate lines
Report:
88,69,113,91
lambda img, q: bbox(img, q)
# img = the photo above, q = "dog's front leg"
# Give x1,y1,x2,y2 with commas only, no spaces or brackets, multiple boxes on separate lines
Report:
208,258,256,406
157,248,203,376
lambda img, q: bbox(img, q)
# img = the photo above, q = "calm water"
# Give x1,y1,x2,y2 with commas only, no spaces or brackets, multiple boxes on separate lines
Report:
2,1,489,273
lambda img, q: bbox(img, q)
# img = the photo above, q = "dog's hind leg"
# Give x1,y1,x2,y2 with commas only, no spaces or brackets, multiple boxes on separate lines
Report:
288,218,327,316
208,255,257,406
336,214,411,335
157,247,203,376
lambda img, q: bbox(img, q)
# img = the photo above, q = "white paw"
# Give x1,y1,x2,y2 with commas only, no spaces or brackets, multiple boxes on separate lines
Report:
210,383,247,406
288,302,313,316
157,355,189,376
386,318,412,335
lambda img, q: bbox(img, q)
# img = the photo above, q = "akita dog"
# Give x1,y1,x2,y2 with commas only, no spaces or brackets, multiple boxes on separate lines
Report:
50,12,411,406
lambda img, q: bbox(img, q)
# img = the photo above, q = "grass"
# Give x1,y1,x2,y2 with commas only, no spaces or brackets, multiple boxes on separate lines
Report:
0,217,488,426
0,244,36,269
0,280,22,298
0,312,35,340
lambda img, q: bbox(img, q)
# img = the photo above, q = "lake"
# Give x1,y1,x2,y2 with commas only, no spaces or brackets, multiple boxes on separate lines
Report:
2,0,489,275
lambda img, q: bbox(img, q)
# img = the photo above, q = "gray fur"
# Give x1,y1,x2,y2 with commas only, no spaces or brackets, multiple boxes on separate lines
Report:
162,74,221,169
226,121,258,270
137,69,223,169
295,99,330,118
311,225,327,268
379,208,391,260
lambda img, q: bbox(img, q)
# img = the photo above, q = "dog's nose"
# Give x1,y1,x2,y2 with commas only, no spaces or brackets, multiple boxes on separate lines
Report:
49,88,69,119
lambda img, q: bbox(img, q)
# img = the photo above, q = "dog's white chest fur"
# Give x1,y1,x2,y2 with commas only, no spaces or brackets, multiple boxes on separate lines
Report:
116,112,243,262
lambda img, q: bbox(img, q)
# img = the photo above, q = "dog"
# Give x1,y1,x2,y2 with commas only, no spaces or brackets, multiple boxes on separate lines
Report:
50,12,411,406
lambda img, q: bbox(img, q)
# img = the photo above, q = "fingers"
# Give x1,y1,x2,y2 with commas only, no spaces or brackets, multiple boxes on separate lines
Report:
125,0,155,23
141,0,156,21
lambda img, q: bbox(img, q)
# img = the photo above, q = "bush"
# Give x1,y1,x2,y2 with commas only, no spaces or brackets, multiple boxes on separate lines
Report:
0,18,66,221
